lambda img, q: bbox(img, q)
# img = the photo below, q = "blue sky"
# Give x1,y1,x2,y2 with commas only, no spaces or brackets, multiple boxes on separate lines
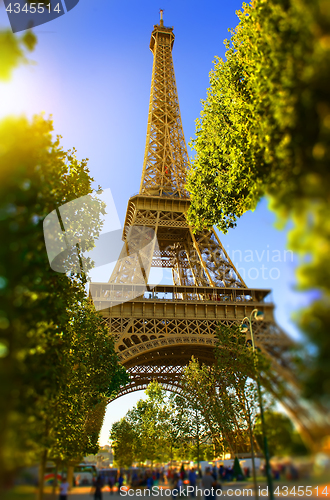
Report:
0,0,311,445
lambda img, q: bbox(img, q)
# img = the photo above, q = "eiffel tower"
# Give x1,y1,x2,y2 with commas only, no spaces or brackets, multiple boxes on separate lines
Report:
90,13,328,448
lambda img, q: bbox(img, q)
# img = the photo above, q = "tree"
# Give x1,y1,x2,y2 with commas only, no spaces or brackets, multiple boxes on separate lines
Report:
178,323,278,464
187,0,330,233
129,381,172,465
215,323,268,455
296,297,330,406
180,356,259,459
254,411,308,457
0,32,129,493
233,456,244,480
186,0,330,404
42,298,128,462
0,115,128,495
109,381,213,466
0,30,36,80
110,418,136,468
180,358,236,457
167,393,211,469
110,381,173,466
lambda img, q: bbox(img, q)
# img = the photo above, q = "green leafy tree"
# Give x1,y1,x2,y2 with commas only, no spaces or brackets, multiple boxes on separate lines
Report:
233,456,244,480
43,298,128,462
179,325,276,461
129,381,172,464
187,0,330,233
110,381,172,466
0,30,36,80
0,32,129,494
215,324,268,454
181,356,253,458
109,381,213,466
254,411,308,457
186,0,330,405
168,393,211,469
180,359,229,456
297,298,330,405
0,116,128,495
110,417,136,468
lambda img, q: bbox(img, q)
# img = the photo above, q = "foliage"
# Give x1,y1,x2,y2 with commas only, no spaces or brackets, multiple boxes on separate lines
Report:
110,382,172,465
110,337,306,465
215,323,264,383
0,115,128,486
177,324,277,458
186,0,330,403
215,323,274,405
295,297,330,406
110,417,136,468
254,411,308,457
109,381,213,466
44,299,128,461
128,382,173,464
214,325,308,456
180,358,233,456
167,392,212,465
187,0,330,232
180,355,258,458
233,456,244,479
0,30,37,80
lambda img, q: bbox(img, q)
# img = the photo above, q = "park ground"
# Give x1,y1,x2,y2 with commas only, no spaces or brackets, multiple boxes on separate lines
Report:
4,477,330,500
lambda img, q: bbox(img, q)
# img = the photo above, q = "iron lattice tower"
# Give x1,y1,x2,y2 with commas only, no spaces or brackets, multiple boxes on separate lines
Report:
90,14,328,447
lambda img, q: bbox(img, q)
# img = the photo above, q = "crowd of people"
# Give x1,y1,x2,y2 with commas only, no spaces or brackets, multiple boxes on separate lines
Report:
84,462,253,499
60,461,301,500
87,464,222,499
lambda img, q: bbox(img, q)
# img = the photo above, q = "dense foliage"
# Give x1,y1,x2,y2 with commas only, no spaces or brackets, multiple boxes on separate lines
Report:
110,381,214,467
179,325,267,458
0,32,129,495
187,0,330,232
254,411,308,457
0,115,128,490
178,326,308,458
109,417,136,468
186,0,330,405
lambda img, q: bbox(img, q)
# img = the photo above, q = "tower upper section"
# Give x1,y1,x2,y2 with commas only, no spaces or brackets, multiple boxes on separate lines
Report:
139,15,190,198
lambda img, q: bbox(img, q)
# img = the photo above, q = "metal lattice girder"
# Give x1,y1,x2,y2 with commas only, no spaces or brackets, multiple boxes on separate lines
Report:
111,365,184,400
109,225,159,286
140,23,189,197
98,292,292,373
120,195,246,288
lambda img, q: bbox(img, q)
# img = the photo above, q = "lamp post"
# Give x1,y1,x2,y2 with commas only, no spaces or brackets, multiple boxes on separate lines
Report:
242,309,274,500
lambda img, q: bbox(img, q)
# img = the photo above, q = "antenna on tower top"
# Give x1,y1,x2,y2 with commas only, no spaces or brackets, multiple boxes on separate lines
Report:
160,9,164,27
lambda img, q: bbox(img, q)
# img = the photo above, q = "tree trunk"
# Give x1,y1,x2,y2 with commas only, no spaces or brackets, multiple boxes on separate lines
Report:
247,408,259,500
0,452,6,497
37,449,48,500
51,461,59,500
196,410,200,475
67,465,74,491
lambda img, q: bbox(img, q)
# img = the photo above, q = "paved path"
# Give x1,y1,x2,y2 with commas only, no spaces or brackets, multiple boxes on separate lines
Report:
45,482,330,500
